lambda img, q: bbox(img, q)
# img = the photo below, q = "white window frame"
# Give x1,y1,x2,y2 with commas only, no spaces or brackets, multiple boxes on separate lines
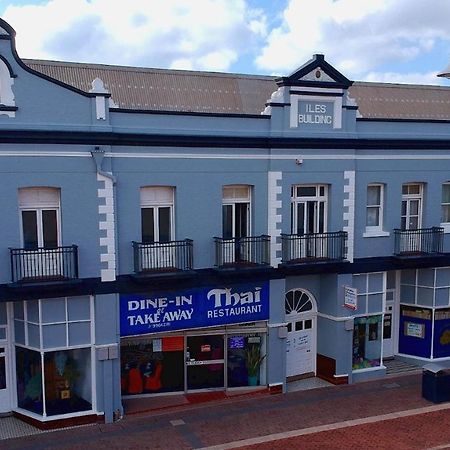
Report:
290,184,328,235
401,183,423,231
222,185,251,238
18,188,61,248
140,187,175,243
441,183,450,233
363,184,389,238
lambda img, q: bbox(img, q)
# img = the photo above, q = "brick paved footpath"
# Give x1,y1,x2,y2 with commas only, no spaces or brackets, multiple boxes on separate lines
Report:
2,373,450,450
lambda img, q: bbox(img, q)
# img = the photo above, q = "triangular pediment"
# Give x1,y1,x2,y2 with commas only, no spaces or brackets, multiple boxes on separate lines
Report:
276,54,352,89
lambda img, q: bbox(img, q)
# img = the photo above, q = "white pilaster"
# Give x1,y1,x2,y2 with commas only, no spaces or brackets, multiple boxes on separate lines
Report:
268,171,282,266
343,171,355,263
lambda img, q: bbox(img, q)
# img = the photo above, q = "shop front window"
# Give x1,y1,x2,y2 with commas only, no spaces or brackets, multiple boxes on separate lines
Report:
44,349,92,416
227,334,265,387
14,297,93,417
16,347,43,415
352,316,382,370
121,336,184,395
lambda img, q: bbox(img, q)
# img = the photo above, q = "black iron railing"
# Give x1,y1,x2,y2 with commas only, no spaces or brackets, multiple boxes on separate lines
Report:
10,245,79,283
281,231,347,263
133,239,193,273
394,227,443,255
214,235,270,268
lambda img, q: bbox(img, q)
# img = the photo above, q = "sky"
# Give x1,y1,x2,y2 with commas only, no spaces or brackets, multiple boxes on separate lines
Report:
0,0,449,85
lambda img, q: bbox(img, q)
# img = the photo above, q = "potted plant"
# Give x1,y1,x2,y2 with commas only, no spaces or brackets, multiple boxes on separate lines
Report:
245,345,265,386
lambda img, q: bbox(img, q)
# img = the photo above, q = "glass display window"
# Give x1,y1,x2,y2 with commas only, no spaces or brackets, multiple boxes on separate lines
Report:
13,297,94,418
120,336,184,395
352,315,382,370
227,334,265,388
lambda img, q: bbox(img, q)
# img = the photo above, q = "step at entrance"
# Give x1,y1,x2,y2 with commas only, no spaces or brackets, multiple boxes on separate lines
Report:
384,358,422,376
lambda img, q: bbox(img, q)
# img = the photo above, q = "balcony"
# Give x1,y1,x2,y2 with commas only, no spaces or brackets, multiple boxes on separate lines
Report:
133,239,193,274
281,231,348,264
214,235,270,268
394,227,444,256
10,245,79,283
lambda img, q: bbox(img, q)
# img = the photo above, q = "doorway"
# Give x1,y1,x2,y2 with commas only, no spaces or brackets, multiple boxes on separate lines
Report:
285,289,317,378
186,335,225,391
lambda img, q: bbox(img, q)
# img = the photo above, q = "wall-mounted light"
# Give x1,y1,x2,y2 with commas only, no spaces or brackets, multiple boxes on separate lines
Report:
295,158,303,165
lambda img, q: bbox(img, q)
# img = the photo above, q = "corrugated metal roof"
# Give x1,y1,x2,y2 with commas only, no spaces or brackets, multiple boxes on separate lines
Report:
23,59,450,120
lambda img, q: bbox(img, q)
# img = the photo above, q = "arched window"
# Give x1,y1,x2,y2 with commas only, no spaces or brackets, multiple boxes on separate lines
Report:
285,289,316,316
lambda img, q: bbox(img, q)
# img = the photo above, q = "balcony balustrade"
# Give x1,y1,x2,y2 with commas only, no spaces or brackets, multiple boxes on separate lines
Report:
393,227,443,256
214,235,270,268
10,245,79,283
133,239,193,273
281,231,347,264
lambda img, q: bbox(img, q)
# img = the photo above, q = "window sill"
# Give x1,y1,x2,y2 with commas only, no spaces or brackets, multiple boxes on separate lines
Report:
440,223,450,233
363,230,390,238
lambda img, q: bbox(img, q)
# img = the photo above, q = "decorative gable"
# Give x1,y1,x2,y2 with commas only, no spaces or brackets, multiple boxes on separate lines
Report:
276,54,353,89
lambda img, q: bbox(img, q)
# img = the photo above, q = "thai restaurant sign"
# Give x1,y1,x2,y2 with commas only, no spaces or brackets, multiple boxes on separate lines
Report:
120,282,270,336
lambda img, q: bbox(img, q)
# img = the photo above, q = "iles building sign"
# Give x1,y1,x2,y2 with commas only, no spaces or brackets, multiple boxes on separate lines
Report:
298,101,333,126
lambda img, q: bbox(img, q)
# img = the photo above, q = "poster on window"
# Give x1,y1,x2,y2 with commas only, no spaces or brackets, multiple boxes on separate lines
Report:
433,308,450,358
398,306,432,358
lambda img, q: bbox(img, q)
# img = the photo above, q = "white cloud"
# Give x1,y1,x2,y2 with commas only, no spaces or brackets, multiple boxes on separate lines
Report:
364,71,443,85
255,0,450,83
3,0,267,71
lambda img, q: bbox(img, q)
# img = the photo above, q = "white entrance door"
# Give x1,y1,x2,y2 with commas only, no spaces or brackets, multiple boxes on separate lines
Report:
0,307,10,413
382,299,395,358
285,289,317,378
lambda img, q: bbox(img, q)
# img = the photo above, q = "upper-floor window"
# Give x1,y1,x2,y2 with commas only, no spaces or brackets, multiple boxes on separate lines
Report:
140,187,174,243
18,187,60,249
290,185,327,235
441,183,450,225
365,184,384,232
222,185,251,239
401,183,423,230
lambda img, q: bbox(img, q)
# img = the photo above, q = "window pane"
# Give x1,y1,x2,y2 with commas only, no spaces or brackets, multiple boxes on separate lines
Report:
297,186,316,197
158,207,171,242
235,203,248,238
295,321,303,331
0,328,5,340
68,322,91,346
401,201,407,216
22,211,38,249
41,298,66,324
67,297,90,322
16,347,43,415
42,324,66,348
367,186,381,206
295,203,305,234
0,303,7,325
409,184,420,195
42,210,58,248
141,208,155,243
443,184,450,203
305,319,312,329
306,202,315,234
366,207,380,227
44,349,92,416
27,300,39,323
28,323,40,348
14,302,24,320
442,205,450,223
410,200,419,216
14,320,25,344
222,205,233,238
318,202,325,233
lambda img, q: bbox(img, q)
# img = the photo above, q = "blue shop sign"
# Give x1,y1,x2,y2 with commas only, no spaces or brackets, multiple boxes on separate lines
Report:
120,282,269,336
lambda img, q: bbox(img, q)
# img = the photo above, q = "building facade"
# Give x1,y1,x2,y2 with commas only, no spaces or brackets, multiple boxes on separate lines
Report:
1,18,450,427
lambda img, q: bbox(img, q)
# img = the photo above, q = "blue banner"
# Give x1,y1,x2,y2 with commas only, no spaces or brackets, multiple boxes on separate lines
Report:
120,282,270,336
433,309,450,358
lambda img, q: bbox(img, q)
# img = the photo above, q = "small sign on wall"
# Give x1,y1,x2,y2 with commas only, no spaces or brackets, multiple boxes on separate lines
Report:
344,286,357,310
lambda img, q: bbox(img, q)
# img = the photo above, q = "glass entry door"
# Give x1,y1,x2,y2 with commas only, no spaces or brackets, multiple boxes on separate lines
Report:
186,335,224,390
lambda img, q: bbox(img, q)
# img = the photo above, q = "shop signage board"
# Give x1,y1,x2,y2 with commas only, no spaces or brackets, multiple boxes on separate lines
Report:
120,282,270,336
343,286,357,310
